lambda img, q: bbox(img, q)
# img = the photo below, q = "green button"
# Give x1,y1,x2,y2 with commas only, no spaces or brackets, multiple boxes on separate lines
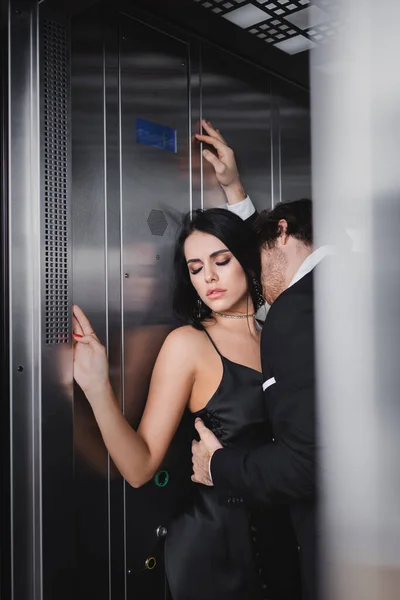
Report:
154,470,169,488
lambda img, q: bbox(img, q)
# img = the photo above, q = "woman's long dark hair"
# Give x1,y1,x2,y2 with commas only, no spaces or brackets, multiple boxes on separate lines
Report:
173,208,262,330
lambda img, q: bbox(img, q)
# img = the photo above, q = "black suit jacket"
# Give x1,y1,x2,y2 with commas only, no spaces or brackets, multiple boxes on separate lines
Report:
211,268,318,600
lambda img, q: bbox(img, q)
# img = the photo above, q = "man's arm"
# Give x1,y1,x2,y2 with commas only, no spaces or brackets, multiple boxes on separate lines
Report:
210,292,316,505
210,411,315,504
195,120,256,221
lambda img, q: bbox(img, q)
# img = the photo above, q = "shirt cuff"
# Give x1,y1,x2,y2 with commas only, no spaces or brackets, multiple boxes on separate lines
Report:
225,196,256,221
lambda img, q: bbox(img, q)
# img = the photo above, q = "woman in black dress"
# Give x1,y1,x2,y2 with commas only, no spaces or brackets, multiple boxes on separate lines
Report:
73,208,300,600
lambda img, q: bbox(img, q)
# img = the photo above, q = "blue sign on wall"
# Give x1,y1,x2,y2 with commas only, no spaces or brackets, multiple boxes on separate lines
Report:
136,118,177,153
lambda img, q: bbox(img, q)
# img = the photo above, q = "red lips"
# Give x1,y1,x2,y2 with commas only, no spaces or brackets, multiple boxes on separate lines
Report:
206,288,226,297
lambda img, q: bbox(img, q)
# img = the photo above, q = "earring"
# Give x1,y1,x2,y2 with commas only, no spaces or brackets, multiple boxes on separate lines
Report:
253,278,265,309
196,297,202,320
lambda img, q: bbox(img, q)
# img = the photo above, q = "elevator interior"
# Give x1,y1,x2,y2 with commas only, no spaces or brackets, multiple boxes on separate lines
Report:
1,1,311,598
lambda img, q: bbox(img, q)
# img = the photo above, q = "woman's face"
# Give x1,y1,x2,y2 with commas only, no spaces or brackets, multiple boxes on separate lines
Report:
184,230,251,314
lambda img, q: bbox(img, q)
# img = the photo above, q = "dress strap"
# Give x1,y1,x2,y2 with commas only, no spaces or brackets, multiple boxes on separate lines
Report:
203,328,223,357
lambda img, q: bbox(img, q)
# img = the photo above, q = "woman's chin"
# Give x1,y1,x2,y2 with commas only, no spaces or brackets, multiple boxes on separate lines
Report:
208,301,236,313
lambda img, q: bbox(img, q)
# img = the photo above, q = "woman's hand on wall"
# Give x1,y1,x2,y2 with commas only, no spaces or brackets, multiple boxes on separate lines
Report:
72,304,110,398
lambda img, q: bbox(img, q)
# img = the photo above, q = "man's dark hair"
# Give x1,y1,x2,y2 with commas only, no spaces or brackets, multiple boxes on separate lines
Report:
254,199,313,249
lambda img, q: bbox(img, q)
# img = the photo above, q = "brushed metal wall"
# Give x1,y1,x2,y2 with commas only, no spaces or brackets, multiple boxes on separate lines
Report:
6,2,75,600
276,82,312,203
120,17,194,599
71,8,111,598
4,1,311,598
70,12,312,596
200,44,273,211
8,4,44,599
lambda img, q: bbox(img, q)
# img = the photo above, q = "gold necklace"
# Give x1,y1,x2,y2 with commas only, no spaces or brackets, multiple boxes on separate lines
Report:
212,311,256,320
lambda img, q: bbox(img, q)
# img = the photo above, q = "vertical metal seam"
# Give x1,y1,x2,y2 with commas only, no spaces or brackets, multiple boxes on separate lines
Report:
29,12,35,594
32,6,43,599
103,47,110,361
27,7,36,596
199,45,203,210
270,80,274,209
187,45,192,216
103,37,112,600
277,95,282,205
7,2,14,597
117,27,128,600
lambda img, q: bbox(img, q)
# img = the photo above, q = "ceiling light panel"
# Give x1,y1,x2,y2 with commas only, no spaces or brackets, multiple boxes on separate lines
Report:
193,0,338,55
222,4,271,28
275,34,316,54
283,5,329,29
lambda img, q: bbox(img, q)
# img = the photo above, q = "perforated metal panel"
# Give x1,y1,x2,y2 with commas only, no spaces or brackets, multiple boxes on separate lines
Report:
42,20,69,344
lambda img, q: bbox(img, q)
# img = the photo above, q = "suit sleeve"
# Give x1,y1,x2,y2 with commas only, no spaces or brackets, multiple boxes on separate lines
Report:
210,292,316,504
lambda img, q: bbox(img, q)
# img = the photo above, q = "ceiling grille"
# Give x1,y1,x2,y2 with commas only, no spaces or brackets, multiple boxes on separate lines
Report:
192,0,341,55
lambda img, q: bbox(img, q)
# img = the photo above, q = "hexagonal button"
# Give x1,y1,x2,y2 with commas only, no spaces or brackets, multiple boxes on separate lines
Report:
147,209,168,236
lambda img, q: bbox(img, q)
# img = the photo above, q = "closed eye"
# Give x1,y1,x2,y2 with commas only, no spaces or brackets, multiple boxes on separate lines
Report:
189,256,231,275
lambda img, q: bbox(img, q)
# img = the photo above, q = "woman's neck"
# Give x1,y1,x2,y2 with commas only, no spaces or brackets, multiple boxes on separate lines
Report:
210,312,259,336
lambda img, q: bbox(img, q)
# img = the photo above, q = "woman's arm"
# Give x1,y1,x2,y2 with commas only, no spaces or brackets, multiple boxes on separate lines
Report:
72,324,173,479
73,305,195,488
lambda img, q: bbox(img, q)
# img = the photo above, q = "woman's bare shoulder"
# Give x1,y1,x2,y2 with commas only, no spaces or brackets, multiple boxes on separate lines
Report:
164,325,206,350
154,326,208,375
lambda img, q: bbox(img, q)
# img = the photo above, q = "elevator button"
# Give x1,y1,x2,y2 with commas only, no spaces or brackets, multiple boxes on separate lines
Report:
145,556,157,570
154,470,169,487
147,209,168,237
156,525,167,538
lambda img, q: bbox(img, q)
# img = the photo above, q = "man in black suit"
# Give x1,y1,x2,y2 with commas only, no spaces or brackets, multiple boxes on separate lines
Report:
192,121,324,600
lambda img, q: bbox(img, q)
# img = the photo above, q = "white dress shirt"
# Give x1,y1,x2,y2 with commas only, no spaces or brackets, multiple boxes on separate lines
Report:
288,245,335,288
225,195,255,220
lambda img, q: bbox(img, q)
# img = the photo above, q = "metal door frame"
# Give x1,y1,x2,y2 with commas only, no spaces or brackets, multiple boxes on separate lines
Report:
1,1,311,598
0,0,11,598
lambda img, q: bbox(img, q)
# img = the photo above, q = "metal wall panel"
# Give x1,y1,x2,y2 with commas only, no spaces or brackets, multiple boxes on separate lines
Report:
274,83,311,203
70,7,110,599
0,0,11,597
103,13,126,600
4,2,311,597
8,3,42,597
7,2,76,599
119,16,193,597
200,44,273,212
189,41,202,212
